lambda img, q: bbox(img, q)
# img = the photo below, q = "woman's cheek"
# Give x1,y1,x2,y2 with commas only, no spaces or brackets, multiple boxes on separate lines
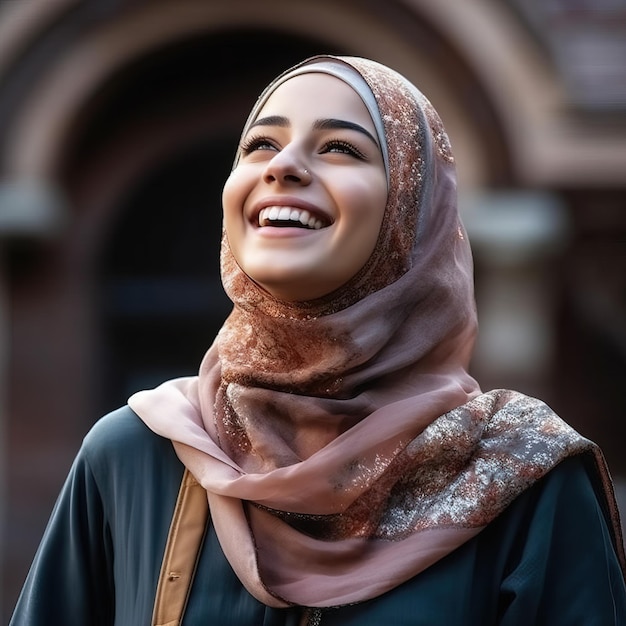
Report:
222,170,249,229
221,170,241,212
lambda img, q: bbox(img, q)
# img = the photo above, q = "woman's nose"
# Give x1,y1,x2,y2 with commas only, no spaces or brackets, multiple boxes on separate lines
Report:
262,149,312,186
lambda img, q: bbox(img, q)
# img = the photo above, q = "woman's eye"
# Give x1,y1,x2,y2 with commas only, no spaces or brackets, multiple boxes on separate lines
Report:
322,140,366,159
240,136,277,155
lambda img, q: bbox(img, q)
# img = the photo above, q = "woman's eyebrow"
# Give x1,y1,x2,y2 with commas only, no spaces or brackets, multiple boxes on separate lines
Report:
249,115,289,129
249,116,379,147
313,118,379,147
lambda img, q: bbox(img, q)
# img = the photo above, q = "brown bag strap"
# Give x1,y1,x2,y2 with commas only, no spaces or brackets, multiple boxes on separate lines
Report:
152,469,210,626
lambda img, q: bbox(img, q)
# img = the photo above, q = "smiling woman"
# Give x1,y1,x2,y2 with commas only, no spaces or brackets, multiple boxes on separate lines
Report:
222,72,388,302
9,56,626,626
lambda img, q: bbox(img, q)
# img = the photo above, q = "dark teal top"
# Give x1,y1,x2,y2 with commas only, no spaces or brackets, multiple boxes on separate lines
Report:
10,406,626,625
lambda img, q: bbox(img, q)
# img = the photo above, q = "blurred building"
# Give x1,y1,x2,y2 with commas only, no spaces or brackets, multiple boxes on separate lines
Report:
1,0,625,619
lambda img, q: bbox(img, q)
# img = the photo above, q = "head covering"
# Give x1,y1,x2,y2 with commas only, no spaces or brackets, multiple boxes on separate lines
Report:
129,56,623,608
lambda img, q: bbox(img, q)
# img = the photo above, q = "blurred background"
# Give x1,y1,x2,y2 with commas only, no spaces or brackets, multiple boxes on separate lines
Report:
1,0,625,620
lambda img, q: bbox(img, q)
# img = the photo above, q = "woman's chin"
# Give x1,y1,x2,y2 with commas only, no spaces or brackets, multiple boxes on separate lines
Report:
251,273,341,303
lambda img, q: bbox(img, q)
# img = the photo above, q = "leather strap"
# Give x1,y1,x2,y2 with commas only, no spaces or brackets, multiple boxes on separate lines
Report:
152,469,209,626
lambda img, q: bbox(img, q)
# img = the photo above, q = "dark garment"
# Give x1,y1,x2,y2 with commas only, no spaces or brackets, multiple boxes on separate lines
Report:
10,406,626,625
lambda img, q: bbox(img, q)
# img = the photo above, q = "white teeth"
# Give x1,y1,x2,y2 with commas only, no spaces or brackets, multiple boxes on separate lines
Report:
278,207,291,220
268,206,280,220
258,206,327,230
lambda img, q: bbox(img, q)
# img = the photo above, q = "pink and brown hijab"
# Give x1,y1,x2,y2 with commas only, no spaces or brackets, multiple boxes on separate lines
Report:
129,56,624,608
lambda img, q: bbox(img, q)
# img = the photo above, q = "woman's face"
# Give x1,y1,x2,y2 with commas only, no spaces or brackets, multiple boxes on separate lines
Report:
222,72,388,302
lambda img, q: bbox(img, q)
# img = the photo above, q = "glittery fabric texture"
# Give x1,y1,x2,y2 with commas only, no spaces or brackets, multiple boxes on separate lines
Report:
129,56,622,609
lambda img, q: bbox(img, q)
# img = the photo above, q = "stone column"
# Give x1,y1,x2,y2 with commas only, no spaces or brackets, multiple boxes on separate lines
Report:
460,190,569,394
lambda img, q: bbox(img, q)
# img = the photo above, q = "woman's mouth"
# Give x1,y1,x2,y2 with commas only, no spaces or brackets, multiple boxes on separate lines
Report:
258,206,330,230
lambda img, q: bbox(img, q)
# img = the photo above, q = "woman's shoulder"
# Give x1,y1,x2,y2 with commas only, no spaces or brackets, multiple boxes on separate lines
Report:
511,452,607,519
83,405,159,448
494,451,624,569
532,451,619,523
80,405,178,476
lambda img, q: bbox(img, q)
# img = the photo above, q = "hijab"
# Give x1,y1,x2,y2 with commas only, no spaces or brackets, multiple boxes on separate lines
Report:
129,56,624,608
